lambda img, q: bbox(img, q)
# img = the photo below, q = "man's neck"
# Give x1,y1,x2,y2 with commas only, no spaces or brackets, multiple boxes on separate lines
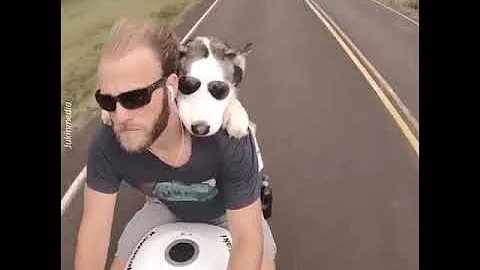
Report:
149,114,186,153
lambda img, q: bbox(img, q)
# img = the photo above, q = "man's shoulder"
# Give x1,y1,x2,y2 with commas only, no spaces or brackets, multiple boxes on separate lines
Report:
208,128,256,158
85,123,124,194
209,128,248,146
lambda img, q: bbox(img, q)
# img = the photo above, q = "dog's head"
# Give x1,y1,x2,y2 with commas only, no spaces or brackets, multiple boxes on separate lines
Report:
176,36,252,137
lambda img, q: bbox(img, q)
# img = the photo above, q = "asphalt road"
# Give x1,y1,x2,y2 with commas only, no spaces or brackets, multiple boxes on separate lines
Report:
61,0,419,269
314,0,419,120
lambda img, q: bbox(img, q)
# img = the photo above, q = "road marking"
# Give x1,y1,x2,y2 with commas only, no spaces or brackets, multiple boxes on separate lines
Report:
366,0,419,26
310,0,418,136
303,0,419,157
61,166,86,216
181,0,223,43
61,0,224,217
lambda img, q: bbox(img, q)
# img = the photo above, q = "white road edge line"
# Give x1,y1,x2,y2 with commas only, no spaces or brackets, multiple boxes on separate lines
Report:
304,0,419,157
181,0,223,43
61,166,86,217
61,0,224,217
366,0,419,26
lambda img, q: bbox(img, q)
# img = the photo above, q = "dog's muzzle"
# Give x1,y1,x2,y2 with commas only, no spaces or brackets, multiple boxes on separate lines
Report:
191,121,210,136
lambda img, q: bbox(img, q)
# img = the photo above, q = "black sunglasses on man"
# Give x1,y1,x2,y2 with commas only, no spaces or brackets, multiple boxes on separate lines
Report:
95,76,167,112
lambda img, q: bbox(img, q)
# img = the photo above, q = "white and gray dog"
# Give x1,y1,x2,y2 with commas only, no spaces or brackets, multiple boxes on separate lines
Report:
176,36,252,138
101,35,253,139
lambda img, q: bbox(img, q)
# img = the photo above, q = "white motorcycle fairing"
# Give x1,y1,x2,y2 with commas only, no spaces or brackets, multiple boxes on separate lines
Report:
125,222,232,270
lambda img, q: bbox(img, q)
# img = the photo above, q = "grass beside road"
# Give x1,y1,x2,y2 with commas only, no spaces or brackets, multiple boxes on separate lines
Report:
61,0,202,133
375,0,419,22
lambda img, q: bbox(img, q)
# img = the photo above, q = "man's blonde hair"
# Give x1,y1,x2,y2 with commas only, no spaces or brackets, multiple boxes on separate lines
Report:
101,17,180,76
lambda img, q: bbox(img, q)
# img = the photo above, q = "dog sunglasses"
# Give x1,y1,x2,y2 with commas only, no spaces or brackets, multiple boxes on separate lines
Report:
95,76,167,112
179,75,230,100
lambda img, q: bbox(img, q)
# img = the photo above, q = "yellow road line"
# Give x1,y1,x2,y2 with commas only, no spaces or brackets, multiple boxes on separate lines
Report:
310,0,418,136
303,0,419,157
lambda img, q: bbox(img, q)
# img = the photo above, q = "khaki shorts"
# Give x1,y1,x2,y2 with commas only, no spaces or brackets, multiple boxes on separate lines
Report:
115,197,277,261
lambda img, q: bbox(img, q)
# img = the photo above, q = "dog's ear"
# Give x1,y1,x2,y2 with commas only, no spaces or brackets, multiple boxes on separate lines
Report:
224,43,253,59
239,42,253,56
232,45,252,86
233,65,244,87
224,48,237,59
179,44,188,59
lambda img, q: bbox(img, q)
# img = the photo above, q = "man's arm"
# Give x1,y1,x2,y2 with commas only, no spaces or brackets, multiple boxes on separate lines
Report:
217,129,264,270
226,198,264,270
74,186,117,270
74,127,122,270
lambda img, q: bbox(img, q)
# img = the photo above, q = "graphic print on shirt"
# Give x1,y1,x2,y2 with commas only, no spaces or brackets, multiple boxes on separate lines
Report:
152,178,218,202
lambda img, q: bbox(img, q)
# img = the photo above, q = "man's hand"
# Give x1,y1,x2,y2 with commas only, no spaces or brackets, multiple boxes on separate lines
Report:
74,186,117,270
226,198,264,270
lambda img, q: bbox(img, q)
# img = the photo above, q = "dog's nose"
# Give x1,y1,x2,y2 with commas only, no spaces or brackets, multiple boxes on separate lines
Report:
191,122,210,136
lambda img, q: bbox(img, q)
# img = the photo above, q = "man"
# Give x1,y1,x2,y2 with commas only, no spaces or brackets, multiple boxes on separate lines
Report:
74,17,277,270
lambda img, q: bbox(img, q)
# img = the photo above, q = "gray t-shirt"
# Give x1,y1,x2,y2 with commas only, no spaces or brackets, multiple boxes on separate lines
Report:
86,124,261,222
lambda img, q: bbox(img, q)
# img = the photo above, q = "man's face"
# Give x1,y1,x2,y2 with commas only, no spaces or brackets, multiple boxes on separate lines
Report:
98,47,172,153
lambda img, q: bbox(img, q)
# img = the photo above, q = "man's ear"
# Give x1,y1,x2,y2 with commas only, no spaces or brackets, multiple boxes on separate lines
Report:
166,73,179,97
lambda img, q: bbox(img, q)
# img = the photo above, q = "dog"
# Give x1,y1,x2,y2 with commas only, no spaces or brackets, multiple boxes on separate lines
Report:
101,35,252,139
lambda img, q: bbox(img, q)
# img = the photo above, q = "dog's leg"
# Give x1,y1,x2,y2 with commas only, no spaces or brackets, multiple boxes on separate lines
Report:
223,98,250,139
101,110,113,126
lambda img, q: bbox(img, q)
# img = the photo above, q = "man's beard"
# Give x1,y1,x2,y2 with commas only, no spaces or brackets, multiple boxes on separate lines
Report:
115,95,170,153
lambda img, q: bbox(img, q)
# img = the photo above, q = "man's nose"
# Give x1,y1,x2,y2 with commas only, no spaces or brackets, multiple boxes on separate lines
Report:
113,102,132,122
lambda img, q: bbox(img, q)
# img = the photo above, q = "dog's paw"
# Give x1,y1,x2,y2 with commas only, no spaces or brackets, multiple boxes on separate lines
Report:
225,100,250,139
101,110,112,126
